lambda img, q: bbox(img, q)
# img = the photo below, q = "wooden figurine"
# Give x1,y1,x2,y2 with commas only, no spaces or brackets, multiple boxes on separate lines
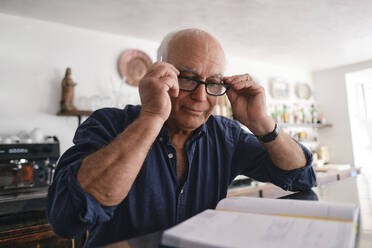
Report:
60,67,77,112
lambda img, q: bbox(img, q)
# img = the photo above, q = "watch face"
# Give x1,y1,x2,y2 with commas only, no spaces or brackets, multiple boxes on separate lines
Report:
295,83,312,99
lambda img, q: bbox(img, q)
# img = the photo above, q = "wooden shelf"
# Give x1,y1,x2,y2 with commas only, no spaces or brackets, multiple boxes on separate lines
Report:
57,110,93,126
279,123,332,128
57,110,92,116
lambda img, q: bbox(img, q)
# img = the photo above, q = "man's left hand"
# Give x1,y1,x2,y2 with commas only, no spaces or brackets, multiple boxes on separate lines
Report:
224,73,275,135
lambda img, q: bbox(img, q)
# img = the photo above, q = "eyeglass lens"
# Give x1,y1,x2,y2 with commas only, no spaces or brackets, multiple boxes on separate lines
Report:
178,77,228,96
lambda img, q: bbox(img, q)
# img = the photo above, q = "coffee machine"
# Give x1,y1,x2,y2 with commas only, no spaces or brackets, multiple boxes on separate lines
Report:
0,136,60,215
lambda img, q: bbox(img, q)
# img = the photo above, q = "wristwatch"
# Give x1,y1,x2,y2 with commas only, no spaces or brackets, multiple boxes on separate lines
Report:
255,123,280,143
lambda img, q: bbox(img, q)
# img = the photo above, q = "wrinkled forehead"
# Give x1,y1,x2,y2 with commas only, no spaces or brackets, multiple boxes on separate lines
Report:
167,31,226,74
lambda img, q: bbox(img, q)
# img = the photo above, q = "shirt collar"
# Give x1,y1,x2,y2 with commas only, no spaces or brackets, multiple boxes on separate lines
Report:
157,126,170,144
192,123,207,138
157,123,207,144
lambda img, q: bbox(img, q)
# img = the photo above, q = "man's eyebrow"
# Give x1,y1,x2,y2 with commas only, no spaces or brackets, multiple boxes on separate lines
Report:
179,67,197,74
211,73,223,79
179,67,223,79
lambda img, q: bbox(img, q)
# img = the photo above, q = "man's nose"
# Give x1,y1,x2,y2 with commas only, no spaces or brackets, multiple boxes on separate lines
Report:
190,84,208,101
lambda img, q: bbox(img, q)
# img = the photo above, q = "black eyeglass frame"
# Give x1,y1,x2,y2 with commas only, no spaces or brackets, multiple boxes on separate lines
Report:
177,75,230,96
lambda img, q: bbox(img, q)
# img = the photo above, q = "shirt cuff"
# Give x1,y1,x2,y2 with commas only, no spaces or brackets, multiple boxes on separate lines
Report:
267,144,317,192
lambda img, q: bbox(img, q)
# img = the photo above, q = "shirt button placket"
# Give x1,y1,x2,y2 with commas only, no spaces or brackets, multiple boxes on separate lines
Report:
176,189,184,223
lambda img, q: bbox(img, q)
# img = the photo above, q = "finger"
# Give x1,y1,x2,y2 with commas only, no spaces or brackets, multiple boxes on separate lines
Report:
228,74,254,84
148,66,179,88
164,62,180,75
159,75,179,97
156,62,180,76
223,74,250,84
229,75,258,91
226,87,238,104
142,63,179,92
154,63,179,97
146,63,168,77
222,75,237,84
148,62,179,78
229,78,253,91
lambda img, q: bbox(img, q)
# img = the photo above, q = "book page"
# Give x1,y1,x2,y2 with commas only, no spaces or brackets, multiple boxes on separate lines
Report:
162,209,355,248
216,197,359,222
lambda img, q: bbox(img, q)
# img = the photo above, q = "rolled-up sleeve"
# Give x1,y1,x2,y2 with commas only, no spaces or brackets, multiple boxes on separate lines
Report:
231,129,317,192
46,106,138,238
47,151,117,238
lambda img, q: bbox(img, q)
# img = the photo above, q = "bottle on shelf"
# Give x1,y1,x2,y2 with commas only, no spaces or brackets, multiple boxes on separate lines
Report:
292,104,300,124
282,104,289,123
310,104,318,124
300,107,306,124
271,104,282,123
318,112,326,124
270,103,328,127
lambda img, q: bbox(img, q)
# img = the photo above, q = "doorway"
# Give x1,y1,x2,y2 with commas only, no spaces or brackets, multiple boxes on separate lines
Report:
345,68,372,173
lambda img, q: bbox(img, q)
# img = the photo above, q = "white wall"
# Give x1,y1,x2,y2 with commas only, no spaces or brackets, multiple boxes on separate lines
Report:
312,60,372,166
0,13,312,154
226,57,313,106
0,13,158,152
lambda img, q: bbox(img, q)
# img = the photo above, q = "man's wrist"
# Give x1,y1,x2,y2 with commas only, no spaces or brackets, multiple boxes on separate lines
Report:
247,117,276,136
137,112,166,129
255,122,280,143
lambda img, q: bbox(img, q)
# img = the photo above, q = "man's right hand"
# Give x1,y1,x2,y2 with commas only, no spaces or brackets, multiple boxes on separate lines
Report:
138,62,180,122
78,64,178,204
78,63,179,205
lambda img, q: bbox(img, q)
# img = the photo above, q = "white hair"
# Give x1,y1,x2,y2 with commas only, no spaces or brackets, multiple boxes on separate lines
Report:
156,31,178,62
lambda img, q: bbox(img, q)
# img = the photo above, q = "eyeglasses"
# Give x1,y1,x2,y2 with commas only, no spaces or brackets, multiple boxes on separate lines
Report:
177,76,230,96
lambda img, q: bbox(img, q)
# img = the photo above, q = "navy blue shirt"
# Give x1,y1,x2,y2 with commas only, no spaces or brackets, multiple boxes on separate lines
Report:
47,105,316,247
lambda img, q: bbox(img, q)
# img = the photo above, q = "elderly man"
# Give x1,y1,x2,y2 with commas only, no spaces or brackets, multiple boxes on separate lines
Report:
47,29,316,247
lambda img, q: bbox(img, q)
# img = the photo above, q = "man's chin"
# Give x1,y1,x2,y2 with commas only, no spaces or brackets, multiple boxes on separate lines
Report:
176,116,205,130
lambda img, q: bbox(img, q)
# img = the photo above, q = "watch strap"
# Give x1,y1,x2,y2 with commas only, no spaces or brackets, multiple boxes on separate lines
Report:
255,123,280,143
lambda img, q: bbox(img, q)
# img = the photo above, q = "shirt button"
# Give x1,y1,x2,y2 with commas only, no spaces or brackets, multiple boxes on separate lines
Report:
168,153,174,159
180,189,184,194
159,137,163,142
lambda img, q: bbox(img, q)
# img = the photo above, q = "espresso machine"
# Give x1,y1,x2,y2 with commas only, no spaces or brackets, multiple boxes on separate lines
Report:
0,136,60,215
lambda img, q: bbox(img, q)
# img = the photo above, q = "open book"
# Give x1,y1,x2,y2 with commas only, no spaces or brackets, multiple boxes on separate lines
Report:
161,197,360,248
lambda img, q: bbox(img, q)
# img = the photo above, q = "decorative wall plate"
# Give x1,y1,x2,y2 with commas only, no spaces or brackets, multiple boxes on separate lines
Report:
269,79,290,99
295,83,312,99
118,49,152,86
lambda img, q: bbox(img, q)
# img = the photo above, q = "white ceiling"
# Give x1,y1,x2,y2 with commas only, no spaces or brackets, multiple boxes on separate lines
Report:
1,0,372,71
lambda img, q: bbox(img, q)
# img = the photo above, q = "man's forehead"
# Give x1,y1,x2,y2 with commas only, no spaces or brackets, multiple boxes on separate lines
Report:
179,66,223,78
168,31,225,58
171,36,223,54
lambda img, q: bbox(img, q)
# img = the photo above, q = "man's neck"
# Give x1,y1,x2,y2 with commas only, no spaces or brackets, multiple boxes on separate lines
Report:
165,120,195,149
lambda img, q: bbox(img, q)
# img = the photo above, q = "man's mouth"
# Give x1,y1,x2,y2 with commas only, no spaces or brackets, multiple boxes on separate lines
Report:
182,106,205,115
